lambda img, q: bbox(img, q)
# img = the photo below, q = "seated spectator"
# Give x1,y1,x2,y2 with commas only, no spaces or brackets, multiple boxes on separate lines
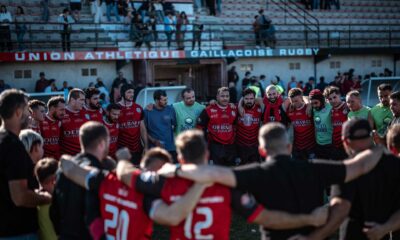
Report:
70,0,82,22
35,158,58,240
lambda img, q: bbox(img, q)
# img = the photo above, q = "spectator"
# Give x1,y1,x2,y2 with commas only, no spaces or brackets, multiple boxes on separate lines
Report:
117,0,129,17
41,0,50,22
313,0,319,10
259,74,268,91
164,12,176,49
216,0,221,15
138,0,150,20
59,81,69,91
194,0,203,12
176,11,188,50
110,71,127,103
0,89,51,239
0,5,12,52
44,79,57,93
352,75,362,92
228,81,238,103
14,6,27,51
227,66,239,84
341,73,354,95
206,0,216,16
153,0,164,22
316,76,328,92
129,13,142,41
58,8,75,52
304,77,315,95
35,72,50,92
0,79,10,93
161,0,175,15
106,0,120,22
93,0,104,24
287,76,298,92
241,71,251,89
253,15,262,48
134,15,152,50
70,0,82,22
257,9,275,48
34,158,58,240
271,76,284,95
95,78,110,105
148,14,157,41
192,15,203,50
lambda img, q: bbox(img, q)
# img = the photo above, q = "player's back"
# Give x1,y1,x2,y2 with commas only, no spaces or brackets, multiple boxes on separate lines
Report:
161,177,232,240
99,172,152,240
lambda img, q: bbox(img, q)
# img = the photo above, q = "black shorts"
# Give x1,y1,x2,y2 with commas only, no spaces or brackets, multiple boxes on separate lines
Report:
314,144,335,160
209,142,237,166
70,2,82,11
292,147,315,161
237,145,260,165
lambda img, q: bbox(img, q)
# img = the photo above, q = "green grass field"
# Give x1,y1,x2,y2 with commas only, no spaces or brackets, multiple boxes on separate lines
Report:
152,213,260,239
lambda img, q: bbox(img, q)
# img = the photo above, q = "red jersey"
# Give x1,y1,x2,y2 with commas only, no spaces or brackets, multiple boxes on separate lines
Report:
236,104,262,147
287,104,316,150
40,115,62,159
99,172,152,240
60,108,88,155
117,102,144,153
83,106,104,123
103,117,119,158
197,105,237,145
160,178,262,240
331,102,348,148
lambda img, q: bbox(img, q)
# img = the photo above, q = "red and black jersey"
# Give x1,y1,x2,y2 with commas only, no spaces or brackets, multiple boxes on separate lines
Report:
60,108,88,155
287,104,316,150
159,178,263,240
236,104,262,147
40,115,62,159
331,102,348,148
117,102,144,153
197,104,237,145
103,117,119,158
83,106,104,123
99,172,153,240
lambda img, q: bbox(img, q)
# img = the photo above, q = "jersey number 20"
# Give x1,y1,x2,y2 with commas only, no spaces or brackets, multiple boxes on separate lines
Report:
184,207,213,239
105,204,129,240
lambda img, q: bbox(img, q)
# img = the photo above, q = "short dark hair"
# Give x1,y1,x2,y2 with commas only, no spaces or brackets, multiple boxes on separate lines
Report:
175,129,207,164
0,89,27,120
390,91,400,101
242,88,256,97
28,99,46,112
259,122,289,153
181,87,194,98
323,86,341,98
47,96,65,109
106,103,121,112
84,88,100,100
79,121,109,150
378,83,392,92
217,87,229,96
140,147,172,169
288,88,303,98
153,90,167,100
67,88,85,103
34,158,58,183
387,124,400,152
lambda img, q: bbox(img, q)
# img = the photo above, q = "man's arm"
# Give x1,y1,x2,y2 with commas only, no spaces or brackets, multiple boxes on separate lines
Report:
8,180,51,207
140,120,149,150
151,183,209,226
60,155,94,189
158,163,237,187
343,145,384,182
363,209,400,240
253,205,329,230
116,159,140,188
306,197,351,240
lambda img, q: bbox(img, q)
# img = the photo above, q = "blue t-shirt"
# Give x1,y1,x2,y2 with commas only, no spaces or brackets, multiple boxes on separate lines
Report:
144,105,177,151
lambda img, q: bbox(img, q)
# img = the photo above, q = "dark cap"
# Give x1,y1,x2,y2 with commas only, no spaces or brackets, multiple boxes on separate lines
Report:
309,89,324,102
342,118,372,140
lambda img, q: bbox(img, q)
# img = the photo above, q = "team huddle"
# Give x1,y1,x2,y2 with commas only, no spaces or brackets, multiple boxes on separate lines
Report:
1,81,400,240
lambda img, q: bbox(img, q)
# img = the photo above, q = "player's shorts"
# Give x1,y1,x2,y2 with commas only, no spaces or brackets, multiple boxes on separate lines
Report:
237,144,260,165
292,146,315,161
209,141,237,166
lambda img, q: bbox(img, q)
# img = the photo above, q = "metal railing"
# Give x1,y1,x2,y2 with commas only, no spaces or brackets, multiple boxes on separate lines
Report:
0,22,399,52
270,0,320,47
